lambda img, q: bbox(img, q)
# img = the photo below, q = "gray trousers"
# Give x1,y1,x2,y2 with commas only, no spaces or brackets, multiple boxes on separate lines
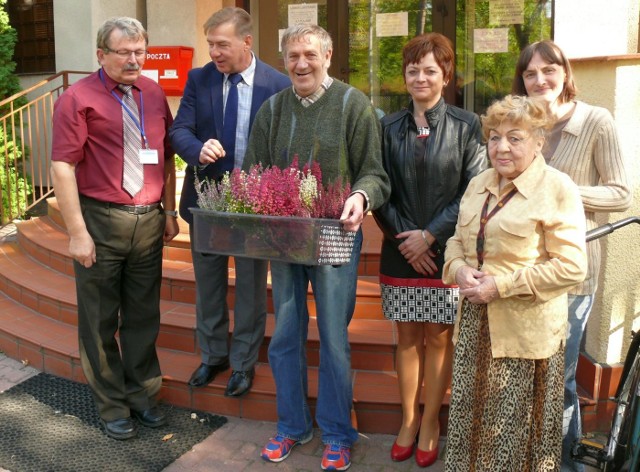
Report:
189,225,268,371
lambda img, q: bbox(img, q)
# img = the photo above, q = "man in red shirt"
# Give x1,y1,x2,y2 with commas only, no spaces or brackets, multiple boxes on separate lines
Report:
51,17,178,440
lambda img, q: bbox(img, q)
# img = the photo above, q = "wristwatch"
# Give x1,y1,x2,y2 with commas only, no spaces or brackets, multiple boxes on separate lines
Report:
164,210,178,217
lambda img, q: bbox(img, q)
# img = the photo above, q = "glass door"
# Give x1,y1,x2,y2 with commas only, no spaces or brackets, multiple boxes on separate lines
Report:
455,0,553,115
255,0,553,115
348,1,438,115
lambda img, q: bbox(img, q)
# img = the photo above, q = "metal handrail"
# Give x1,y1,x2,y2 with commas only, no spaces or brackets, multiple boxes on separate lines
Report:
0,70,91,224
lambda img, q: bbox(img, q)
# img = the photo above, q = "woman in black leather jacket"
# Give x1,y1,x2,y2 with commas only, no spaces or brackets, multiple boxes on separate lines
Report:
372,33,486,468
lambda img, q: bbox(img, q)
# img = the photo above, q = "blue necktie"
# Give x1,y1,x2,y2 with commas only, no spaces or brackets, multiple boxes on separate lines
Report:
221,73,242,173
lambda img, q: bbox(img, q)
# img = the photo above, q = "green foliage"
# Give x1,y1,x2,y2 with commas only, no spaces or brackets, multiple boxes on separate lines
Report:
174,154,187,172
346,0,551,115
0,0,31,221
0,131,29,221
349,0,431,113
456,0,552,114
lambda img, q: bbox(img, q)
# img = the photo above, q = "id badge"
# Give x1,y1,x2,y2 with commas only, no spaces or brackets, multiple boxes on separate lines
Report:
139,149,159,164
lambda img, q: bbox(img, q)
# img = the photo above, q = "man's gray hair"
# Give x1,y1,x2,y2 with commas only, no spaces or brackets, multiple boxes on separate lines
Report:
96,17,148,50
281,24,332,56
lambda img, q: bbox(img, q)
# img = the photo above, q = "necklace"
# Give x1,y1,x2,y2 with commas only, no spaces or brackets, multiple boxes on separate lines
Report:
417,126,430,138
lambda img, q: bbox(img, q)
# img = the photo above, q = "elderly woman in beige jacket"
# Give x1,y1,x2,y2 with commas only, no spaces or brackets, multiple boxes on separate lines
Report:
443,95,588,472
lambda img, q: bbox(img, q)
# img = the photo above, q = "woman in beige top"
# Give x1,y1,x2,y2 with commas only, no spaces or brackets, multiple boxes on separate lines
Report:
512,40,632,472
443,95,588,471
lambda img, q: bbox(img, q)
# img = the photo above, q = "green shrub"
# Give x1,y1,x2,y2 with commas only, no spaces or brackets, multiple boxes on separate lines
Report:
0,132,28,220
0,0,31,221
175,154,187,172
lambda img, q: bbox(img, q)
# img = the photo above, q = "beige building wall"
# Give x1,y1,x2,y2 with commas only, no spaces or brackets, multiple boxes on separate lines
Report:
570,57,640,364
53,0,145,71
556,0,640,364
555,0,639,57
146,0,236,68
145,0,232,112
18,0,141,91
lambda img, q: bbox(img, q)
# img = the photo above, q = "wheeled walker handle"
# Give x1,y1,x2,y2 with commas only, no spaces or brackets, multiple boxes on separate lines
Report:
585,216,640,242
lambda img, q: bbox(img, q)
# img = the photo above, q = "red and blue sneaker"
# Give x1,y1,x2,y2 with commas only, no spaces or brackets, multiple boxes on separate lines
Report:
321,444,351,471
261,433,312,463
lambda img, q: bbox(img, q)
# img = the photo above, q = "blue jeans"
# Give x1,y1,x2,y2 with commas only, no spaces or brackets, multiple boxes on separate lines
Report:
268,230,362,447
561,294,594,472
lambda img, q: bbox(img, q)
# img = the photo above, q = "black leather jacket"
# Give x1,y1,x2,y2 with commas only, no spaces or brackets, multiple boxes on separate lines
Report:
373,98,486,276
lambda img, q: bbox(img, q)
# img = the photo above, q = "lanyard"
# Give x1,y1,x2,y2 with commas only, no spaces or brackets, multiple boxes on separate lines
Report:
98,68,149,149
475,187,519,270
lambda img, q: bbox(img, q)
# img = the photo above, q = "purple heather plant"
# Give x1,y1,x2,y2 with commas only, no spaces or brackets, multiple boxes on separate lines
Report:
194,156,351,219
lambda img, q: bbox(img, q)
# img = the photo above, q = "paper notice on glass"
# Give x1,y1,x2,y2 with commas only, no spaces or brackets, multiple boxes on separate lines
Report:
278,29,285,52
474,28,509,53
490,0,524,26
288,3,318,26
376,12,408,37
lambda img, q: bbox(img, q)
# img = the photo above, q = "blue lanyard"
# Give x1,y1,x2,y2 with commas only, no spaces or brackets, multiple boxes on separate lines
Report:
99,68,149,149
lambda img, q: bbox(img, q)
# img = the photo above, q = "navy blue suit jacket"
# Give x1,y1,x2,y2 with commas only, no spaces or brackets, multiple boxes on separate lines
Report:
169,59,290,224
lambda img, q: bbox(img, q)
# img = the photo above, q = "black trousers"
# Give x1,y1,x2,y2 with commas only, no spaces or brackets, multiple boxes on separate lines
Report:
75,198,165,421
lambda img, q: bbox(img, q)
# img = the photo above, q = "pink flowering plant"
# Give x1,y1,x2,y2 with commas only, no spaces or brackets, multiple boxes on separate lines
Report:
194,156,351,219
192,156,356,265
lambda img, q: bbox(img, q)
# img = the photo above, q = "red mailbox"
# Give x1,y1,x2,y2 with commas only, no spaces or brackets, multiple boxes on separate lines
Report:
142,46,194,96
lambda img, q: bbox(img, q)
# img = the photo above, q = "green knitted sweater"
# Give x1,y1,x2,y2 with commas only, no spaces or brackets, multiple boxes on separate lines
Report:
244,80,390,211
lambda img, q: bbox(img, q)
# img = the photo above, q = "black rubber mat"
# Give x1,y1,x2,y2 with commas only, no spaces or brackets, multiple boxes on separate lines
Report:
0,373,227,472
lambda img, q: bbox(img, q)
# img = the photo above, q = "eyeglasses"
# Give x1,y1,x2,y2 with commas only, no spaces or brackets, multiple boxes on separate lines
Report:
104,48,147,59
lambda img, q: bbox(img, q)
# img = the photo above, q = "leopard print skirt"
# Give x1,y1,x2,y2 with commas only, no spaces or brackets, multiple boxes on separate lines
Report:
445,300,564,472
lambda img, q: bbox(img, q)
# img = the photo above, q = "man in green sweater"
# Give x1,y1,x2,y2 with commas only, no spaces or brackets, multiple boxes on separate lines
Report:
243,24,390,471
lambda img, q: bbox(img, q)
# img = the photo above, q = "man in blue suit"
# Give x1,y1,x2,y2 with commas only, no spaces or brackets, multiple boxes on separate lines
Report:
170,7,290,397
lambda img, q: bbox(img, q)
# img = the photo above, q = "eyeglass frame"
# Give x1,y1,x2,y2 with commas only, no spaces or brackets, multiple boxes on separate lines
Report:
102,48,147,59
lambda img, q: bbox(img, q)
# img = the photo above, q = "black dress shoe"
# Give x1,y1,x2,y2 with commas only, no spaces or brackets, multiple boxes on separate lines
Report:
188,359,230,387
131,406,167,428
101,417,137,440
224,368,255,397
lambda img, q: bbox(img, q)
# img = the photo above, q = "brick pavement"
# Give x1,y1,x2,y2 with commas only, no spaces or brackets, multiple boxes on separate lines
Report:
0,352,603,471
0,353,444,471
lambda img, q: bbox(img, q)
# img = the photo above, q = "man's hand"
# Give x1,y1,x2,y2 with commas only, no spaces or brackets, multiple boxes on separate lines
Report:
164,216,180,243
199,139,226,165
339,193,365,232
69,230,96,268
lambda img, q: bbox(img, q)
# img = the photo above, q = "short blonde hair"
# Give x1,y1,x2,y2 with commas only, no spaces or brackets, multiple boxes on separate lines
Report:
481,95,550,141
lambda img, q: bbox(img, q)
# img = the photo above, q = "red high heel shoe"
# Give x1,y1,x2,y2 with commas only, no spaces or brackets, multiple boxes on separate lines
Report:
390,438,415,462
415,445,438,467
